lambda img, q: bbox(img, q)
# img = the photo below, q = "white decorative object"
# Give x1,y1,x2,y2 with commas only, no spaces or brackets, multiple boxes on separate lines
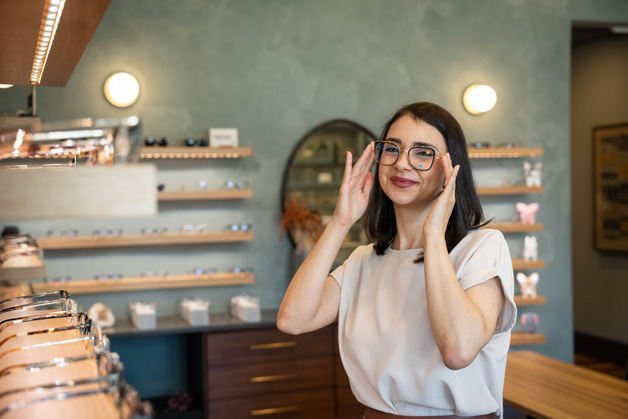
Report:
318,172,333,184
180,298,210,326
516,272,539,299
523,235,538,262
88,302,115,328
523,162,543,187
229,294,261,323
129,302,157,330
516,202,539,224
209,128,239,148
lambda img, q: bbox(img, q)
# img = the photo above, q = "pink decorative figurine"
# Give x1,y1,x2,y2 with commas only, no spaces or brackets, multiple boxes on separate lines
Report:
516,202,539,224
520,312,540,334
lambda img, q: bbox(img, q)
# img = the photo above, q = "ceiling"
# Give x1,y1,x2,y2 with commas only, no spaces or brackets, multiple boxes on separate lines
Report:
0,0,111,87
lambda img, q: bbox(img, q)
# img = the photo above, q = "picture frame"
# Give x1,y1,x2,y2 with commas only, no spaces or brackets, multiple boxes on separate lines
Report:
592,122,628,253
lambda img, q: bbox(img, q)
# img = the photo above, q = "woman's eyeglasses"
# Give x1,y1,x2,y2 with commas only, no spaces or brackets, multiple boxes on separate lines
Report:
374,141,440,171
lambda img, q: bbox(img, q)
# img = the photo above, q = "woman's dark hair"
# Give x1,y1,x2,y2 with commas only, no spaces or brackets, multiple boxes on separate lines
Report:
363,102,487,263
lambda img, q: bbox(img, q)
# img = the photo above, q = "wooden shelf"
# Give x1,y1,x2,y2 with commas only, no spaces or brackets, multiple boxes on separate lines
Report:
287,182,341,190
139,147,252,159
32,272,254,295
158,189,253,201
37,232,254,250
468,147,544,159
477,186,544,195
514,295,547,307
487,222,544,233
512,260,546,270
510,333,546,346
0,265,46,282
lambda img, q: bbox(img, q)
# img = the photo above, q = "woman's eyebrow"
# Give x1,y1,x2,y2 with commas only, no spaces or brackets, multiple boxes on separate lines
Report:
385,137,437,149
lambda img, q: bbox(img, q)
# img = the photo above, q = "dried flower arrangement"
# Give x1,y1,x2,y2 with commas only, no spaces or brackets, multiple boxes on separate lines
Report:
280,197,323,246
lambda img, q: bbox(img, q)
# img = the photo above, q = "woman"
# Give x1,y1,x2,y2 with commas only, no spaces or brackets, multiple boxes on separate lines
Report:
277,102,516,419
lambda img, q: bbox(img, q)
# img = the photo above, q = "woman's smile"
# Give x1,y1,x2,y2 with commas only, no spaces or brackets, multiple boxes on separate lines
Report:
390,176,418,188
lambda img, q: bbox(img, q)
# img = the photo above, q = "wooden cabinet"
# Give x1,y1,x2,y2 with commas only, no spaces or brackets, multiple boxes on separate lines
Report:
203,327,337,419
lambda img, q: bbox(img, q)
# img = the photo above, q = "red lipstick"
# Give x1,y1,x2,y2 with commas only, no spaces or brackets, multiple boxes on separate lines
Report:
390,176,417,188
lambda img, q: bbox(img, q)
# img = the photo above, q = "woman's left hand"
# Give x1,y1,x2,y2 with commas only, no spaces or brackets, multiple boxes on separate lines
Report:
423,153,460,238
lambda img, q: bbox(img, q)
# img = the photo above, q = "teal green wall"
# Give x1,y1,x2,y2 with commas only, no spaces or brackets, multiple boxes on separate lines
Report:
2,1,628,398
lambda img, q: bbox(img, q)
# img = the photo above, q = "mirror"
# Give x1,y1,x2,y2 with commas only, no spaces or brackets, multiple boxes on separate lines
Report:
281,119,378,267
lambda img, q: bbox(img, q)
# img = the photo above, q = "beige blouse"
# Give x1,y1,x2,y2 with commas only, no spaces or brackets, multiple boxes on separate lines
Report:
330,229,516,418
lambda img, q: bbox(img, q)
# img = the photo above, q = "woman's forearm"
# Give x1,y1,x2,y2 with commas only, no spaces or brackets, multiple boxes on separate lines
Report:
423,233,491,369
277,220,349,334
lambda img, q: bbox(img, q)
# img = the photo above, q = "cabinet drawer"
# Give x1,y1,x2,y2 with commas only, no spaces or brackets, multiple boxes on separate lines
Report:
335,355,350,386
336,386,364,419
208,357,333,399
208,388,334,419
205,327,333,366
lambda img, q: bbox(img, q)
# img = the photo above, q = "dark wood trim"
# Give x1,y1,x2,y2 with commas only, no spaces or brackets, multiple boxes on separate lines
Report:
574,331,628,366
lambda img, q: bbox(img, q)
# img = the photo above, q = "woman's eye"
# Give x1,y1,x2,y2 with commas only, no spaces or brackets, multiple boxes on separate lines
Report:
385,146,398,153
413,148,433,157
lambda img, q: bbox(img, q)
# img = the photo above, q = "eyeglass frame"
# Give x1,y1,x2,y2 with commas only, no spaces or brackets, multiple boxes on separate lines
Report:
373,140,442,171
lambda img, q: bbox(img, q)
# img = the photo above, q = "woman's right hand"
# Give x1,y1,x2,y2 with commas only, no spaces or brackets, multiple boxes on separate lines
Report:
331,142,375,229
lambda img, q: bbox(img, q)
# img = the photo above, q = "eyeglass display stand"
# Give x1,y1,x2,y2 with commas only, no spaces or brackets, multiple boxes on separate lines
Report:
37,231,254,250
139,146,252,159
32,272,255,295
470,146,547,347
158,188,253,201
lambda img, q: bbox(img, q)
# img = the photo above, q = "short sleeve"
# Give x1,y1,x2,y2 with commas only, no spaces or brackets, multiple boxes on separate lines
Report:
330,258,348,287
456,230,517,335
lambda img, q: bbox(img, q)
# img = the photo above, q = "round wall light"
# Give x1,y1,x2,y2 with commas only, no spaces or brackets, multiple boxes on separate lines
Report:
0,84,13,89
103,72,140,108
462,84,497,115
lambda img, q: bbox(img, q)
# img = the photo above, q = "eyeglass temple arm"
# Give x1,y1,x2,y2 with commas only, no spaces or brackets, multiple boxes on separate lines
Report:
0,314,89,349
0,311,83,335
0,298,74,316
0,290,70,310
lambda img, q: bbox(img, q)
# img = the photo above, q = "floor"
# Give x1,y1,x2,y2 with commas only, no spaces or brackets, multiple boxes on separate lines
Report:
574,353,626,379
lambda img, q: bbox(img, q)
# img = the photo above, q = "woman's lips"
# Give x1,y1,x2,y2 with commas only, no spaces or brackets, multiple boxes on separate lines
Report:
390,176,417,188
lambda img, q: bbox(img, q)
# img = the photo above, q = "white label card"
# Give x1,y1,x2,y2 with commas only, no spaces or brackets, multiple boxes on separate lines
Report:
209,128,239,148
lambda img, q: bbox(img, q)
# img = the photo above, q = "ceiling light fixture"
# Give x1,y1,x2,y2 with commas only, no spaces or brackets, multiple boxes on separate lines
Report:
463,84,497,115
30,0,66,85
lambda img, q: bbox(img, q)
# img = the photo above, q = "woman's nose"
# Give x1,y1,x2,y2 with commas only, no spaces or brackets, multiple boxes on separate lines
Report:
394,150,412,170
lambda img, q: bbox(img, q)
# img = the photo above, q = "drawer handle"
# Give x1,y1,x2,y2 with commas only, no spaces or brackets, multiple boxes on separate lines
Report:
249,373,297,383
248,341,297,350
250,406,298,416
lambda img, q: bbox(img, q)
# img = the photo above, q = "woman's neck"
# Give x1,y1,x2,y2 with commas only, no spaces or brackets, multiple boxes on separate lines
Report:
391,202,435,250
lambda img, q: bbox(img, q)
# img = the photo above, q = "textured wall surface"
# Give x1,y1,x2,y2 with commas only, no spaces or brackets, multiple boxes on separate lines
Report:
2,0,628,401
571,36,628,345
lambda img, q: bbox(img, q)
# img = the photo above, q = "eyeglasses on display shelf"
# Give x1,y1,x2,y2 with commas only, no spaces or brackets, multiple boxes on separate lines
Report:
184,138,209,147
140,270,169,278
46,229,79,238
183,181,209,191
224,180,249,189
94,273,123,281
180,224,208,234
92,229,123,237
140,227,168,235
191,268,218,276
226,224,252,233
231,267,254,274
143,137,170,147
374,141,441,171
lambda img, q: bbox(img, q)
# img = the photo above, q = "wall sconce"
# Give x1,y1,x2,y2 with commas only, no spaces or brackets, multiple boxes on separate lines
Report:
463,84,497,115
0,84,13,89
104,72,140,108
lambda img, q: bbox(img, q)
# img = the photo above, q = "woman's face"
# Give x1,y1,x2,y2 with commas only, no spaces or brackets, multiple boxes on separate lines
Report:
378,114,448,210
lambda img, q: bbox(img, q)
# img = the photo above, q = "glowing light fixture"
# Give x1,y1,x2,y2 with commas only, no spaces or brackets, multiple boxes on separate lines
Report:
103,72,140,107
30,0,66,85
463,84,497,115
0,84,13,89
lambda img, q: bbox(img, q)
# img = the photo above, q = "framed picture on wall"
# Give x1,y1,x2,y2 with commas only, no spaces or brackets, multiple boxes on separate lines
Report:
593,122,628,253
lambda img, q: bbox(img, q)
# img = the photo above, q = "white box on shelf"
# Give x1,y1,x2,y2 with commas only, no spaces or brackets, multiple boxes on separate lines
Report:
229,295,261,323
129,302,157,330
209,128,239,148
181,299,210,326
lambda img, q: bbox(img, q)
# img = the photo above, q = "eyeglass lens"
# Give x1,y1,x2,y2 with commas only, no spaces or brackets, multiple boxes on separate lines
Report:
374,141,436,171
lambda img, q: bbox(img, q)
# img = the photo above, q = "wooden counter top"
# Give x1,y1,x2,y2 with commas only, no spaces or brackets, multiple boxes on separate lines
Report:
504,350,628,418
